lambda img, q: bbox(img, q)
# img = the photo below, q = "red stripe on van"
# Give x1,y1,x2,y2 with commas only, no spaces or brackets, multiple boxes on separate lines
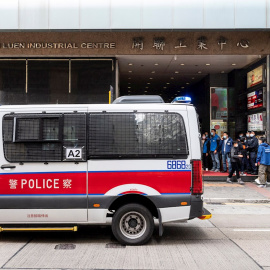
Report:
89,171,191,194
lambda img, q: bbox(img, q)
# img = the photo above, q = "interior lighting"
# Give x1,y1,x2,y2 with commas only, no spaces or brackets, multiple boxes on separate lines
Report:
128,71,132,73
206,64,210,66
181,87,185,89
151,71,155,73
128,77,131,79
154,63,159,66
198,71,202,74
128,63,133,66
232,63,236,66
175,71,179,74
221,71,225,73
171,77,174,80
192,77,195,80
180,63,185,66
163,87,167,89
144,91,148,93
128,87,131,89
166,82,170,85
149,78,153,80
147,82,151,85
186,83,190,85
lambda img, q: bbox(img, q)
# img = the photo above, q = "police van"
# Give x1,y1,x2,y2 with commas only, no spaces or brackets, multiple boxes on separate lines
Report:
0,95,211,245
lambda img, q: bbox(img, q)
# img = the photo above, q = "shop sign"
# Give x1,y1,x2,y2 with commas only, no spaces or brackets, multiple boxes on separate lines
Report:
248,113,263,131
247,65,264,88
210,121,227,137
247,89,263,110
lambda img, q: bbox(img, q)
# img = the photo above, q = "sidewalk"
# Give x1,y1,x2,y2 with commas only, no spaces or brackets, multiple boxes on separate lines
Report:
204,181,270,204
203,171,257,182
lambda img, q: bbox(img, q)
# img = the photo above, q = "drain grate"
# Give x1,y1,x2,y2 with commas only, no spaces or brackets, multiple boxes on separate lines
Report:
207,202,225,205
55,243,76,250
106,243,126,248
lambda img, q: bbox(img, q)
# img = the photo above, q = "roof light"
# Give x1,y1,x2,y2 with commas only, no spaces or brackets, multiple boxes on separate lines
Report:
171,96,192,103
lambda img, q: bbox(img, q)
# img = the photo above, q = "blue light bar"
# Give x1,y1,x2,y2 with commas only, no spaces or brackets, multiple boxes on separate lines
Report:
171,96,192,103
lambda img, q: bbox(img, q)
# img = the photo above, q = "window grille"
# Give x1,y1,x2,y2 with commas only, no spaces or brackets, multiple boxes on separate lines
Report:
88,112,188,158
3,113,86,162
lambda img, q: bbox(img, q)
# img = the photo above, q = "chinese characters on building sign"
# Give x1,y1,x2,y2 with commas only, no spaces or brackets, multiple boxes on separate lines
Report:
131,36,250,51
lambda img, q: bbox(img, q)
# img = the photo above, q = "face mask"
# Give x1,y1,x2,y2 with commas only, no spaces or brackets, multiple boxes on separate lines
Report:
202,136,206,139
211,132,214,136
223,136,227,139
246,134,250,137
250,134,254,137
234,144,238,148
239,135,243,138
205,135,208,138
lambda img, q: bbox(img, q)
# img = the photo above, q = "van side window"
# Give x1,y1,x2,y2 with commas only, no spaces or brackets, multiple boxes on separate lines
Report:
2,113,87,162
88,112,188,159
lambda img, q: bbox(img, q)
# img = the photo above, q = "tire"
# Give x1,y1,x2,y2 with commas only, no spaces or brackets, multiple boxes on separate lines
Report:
112,203,154,245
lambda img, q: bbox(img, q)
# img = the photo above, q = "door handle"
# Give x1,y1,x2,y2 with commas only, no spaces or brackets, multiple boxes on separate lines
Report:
1,164,16,170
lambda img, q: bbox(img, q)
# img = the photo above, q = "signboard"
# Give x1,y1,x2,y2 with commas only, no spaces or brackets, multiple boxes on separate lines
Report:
247,89,263,110
248,113,263,131
211,87,227,120
210,121,227,137
247,65,264,88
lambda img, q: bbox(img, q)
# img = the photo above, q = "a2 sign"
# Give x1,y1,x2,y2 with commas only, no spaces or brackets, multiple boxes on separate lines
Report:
65,148,82,160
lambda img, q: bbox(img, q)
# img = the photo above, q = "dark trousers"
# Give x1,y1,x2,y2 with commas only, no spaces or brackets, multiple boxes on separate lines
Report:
241,156,248,172
228,162,240,179
203,153,210,169
249,151,257,172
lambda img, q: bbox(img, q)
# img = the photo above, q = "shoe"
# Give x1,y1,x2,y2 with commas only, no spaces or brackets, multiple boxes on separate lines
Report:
258,184,266,188
246,171,252,174
237,178,244,185
211,168,216,171
251,172,257,175
205,168,208,171
254,178,261,185
266,182,270,186
221,170,227,173
240,172,247,176
215,169,220,172
226,177,232,183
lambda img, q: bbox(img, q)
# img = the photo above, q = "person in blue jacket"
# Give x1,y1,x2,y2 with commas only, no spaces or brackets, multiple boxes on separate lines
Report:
210,128,221,172
219,131,233,173
202,133,210,171
255,137,270,188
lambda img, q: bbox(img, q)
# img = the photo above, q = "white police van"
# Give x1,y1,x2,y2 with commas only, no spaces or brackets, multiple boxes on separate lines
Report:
0,95,210,245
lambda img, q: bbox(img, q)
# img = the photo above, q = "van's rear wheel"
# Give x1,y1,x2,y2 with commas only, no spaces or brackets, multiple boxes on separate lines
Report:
112,203,154,245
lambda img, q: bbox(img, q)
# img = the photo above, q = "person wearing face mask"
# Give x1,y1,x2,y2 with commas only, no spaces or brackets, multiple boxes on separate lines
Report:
227,141,244,184
246,130,258,175
210,129,221,172
219,132,233,173
255,137,270,188
238,132,244,142
202,133,210,171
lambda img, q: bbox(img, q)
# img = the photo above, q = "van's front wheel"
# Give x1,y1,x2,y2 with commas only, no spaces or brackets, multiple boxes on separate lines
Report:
112,203,154,245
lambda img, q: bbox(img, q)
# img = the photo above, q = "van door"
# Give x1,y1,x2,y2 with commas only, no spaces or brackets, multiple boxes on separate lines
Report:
0,109,88,224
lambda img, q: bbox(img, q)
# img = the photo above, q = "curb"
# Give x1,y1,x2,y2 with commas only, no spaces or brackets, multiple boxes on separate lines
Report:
204,198,270,204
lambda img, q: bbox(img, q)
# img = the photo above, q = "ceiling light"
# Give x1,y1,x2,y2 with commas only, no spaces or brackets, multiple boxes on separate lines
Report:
192,77,195,80
154,63,159,66
177,90,181,92
151,71,155,73
232,63,236,66
175,71,179,74
149,77,153,80
128,82,131,84
145,87,149,89
206,64,210,66
147,82,150,84
128,77,131,79
128,87,131,89
163,87,167,89
171,77,174,80
186,83,190,85
128,63,133,66
181,87,185,89
180,63,185,66
166,82,170,85
128,71,132,73
128,90,131,93
221,71,225,73
144,91,148,93
198,71,202,74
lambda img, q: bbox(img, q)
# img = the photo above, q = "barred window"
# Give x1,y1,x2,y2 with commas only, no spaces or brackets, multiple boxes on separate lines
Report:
3,113,86,162
88,112,188,158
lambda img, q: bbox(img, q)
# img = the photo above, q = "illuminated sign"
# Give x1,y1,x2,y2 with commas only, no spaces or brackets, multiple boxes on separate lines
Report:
248,113,263,131
247,90,263,110
247,65,264,88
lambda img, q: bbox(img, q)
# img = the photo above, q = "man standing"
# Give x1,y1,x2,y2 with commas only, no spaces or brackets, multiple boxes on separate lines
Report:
220,132,233,173
247,130,258,175
210,129,221,172
255,137,270,188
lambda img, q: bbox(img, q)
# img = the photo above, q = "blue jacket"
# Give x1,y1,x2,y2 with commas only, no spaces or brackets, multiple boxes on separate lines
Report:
219,137,233,154
256,143,270,165
210,134,220,152
203,138,210,154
